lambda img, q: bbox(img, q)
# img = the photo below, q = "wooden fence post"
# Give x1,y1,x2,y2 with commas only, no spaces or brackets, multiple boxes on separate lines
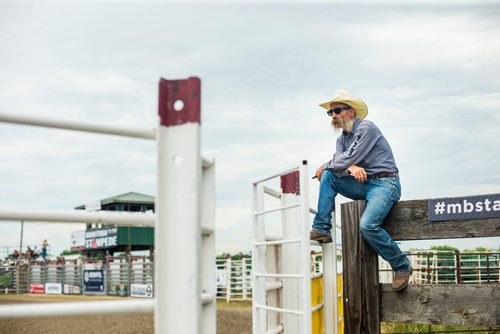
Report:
341,200,380,334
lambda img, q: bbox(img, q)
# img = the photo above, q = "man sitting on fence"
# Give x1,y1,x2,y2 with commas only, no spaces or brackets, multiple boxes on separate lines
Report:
310,89,413,291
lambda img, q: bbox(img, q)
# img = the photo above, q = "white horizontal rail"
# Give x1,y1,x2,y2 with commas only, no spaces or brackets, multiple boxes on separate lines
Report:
0,209,154,226
263,186,281,199
255,273,303,279
265,281,283,292
254,203,301,216
252,164,301,185
265,234,281,241
255,304,303,316
201,292,214,305
254,238,301,246
0,112,156,140
202,157,215,169
0,300,153,319
267,324,284,334
201,224,214,236
311,303,323,312
263,187,342,228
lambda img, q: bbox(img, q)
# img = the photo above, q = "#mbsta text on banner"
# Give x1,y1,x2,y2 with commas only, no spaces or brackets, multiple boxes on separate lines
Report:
428,193,500,221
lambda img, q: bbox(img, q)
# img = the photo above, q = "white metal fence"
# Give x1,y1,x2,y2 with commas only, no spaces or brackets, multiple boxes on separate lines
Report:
216,257,252,302
379,250,500,284
0,76,216,334
251,161,342,334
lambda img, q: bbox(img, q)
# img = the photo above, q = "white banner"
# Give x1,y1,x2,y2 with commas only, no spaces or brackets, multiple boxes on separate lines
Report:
130,284,153,298
63,284,81,295
45,283,62,295
71,230,86,251
216,270,227,286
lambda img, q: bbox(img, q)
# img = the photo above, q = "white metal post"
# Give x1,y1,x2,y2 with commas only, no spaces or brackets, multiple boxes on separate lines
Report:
298,161,312,334
252,183,267,334
201,159,216,334
156,77,202,334
226,257,232,303
242,258,247,301
322,242,338,334
266,243,281,330
281,171,301,334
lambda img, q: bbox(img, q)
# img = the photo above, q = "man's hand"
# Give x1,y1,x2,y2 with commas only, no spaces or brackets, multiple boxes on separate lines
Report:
348,165,367,183
314,165,324,181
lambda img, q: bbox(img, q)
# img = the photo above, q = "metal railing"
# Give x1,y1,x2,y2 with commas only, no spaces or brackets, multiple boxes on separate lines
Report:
216,257,252,302
379,251,500,285
0,77,216,334
251,161,343,334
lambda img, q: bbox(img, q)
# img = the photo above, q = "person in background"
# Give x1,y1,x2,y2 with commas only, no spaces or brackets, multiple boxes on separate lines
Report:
42,239,49,262
26,246,33,261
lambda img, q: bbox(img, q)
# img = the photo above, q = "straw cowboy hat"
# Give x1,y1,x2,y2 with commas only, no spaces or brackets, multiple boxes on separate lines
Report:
319,89,368,119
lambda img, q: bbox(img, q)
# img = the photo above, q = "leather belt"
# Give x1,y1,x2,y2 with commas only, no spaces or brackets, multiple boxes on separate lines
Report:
367,172,399,179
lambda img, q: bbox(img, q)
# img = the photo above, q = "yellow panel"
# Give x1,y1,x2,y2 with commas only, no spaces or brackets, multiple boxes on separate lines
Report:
338,274,344,333
311,276,324,334
310,274,345,334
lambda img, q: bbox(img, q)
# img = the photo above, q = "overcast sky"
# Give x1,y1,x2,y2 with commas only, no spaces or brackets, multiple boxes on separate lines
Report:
0,1,499,258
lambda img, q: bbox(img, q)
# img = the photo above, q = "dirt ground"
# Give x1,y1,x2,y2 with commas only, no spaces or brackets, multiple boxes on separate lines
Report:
0,294,252,334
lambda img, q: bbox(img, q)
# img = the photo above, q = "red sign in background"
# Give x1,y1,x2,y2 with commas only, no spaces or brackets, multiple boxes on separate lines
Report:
29,283,45,294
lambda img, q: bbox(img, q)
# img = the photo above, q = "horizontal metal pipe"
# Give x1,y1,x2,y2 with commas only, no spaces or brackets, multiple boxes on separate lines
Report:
0,300,153,319
264,234,282,241
254,203,301,217
0,112,156,140
201,224,214,236
201,292,214,305
267,324,284,334
0,209,155,227
265,281,283,292
255,273,303,279
202,157,214,169
254,304,303,316
263,186,281,199
311,303,323,313
252,164,301,185
254,238,301,246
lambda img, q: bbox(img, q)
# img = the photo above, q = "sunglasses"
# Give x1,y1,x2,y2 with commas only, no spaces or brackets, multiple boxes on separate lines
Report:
327,106,352,116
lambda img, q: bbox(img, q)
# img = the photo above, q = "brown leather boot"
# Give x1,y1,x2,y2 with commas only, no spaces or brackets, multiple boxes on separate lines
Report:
392,266,413,291
309,230,333,244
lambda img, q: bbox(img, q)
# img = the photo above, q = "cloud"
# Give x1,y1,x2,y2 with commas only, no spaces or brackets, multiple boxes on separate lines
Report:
1,2,499,257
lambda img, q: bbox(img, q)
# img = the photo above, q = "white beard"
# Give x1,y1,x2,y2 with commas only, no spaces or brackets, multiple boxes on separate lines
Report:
342,120,354,132
332,118,354,133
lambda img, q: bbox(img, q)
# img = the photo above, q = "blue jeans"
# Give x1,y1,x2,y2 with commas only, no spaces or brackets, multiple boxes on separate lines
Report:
313,170,410,272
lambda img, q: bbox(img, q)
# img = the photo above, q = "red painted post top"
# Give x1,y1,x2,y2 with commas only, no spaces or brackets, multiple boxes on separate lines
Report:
280,171,300,195
158,77,201,126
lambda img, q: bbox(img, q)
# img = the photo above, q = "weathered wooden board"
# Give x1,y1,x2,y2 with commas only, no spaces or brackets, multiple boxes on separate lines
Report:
381,284,500,326
383,199,500,240
341,201,380,334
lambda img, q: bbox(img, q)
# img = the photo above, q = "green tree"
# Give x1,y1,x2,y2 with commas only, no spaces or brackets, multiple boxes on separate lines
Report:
430,245,458,252
60,249,82,256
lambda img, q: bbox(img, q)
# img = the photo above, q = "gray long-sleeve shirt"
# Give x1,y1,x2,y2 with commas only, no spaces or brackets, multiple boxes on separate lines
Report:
324,118,399,177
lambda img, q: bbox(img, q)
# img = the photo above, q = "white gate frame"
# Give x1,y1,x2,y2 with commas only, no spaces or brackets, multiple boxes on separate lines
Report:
0,76,216,334
251,161,340,334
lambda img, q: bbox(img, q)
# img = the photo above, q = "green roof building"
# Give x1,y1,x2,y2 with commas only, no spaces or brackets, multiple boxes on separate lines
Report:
74,192,155,255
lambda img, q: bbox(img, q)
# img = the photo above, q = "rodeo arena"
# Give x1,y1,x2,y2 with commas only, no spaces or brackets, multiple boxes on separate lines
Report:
0,77,499,334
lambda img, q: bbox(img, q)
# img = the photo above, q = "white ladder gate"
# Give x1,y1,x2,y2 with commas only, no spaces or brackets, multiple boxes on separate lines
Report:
0,76,216,334
252,161,340,334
